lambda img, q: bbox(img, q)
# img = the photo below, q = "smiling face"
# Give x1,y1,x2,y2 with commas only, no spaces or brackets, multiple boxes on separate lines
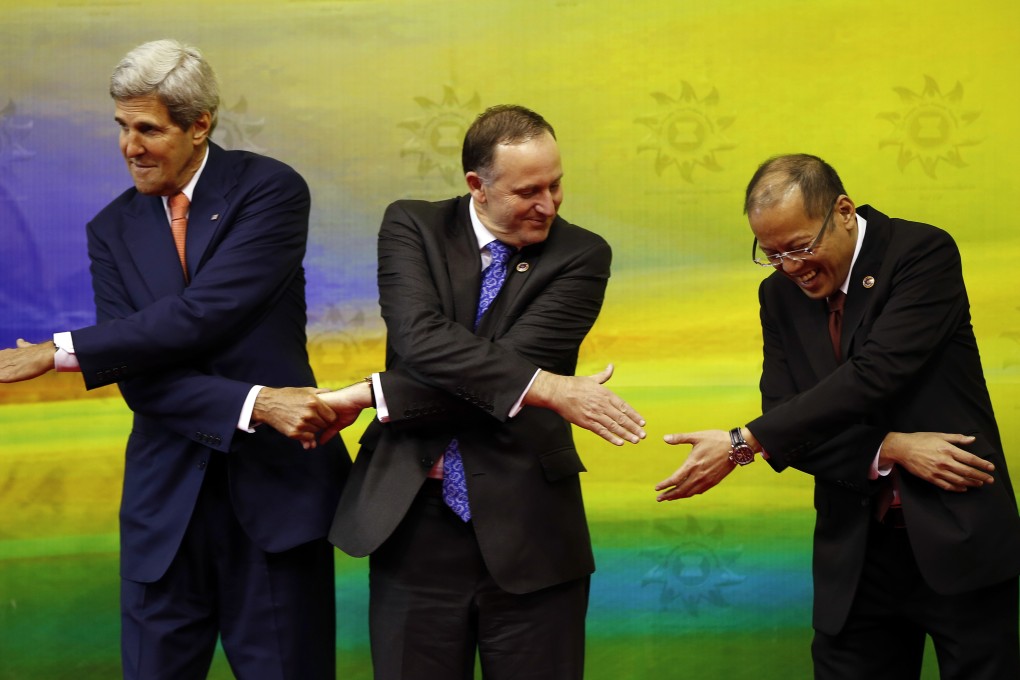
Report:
465,131,563,248
115,94,210,196
749,187,858,300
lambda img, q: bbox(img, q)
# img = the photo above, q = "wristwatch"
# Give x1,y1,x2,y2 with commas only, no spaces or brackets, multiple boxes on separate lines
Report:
728,427,756,466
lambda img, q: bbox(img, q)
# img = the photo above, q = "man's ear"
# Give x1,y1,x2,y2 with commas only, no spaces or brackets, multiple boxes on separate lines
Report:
190,110,212,146
835,194,856,229
465,171,487,203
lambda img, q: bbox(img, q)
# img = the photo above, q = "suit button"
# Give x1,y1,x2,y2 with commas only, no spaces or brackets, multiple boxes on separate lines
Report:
198,460,207,470
860,498,869,507
421,457,434,468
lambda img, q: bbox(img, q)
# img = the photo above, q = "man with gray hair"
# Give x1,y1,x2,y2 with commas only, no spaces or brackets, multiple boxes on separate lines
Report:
0,39,349,679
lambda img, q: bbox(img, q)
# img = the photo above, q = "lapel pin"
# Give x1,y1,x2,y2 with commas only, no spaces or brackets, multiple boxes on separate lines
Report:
516,262,530,273
862,275,875,289
210,214,219,221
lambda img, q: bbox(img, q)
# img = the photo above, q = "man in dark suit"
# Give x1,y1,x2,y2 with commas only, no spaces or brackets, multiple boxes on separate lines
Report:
321,105,645,680
0,40,349,679
654,154,1020,679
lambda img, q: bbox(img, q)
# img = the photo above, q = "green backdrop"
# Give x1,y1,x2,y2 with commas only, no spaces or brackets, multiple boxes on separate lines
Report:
2,0,1018,677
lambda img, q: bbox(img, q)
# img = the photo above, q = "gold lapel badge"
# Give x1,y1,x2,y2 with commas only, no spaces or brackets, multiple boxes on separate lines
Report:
516,262,530,273
862,275,875,289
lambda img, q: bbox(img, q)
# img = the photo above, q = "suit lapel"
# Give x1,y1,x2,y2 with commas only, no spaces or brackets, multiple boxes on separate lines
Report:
795,291,840,377
186,143,231,280
122,193,187,298
476,223,549,338
840,206,888,360
448,197,482,329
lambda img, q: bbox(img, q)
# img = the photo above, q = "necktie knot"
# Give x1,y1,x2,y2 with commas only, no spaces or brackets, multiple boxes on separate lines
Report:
169,191,190,222
487,240,513,267
827,290,845,314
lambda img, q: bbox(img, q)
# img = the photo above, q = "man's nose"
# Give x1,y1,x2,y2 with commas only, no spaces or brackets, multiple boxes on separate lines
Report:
122,132,144,157
535,190,555,215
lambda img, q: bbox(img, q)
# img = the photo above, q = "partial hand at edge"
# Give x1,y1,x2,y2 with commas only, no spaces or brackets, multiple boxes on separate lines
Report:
524,364,646,446
880,431,992,493
0,339,56,383
252,386,337,450
316,380,374,445
655,430,737,501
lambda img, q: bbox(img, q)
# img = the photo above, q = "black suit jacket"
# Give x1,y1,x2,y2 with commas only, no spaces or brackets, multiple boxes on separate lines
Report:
74,142,350,583
330,196,610,594
748,205,1020,635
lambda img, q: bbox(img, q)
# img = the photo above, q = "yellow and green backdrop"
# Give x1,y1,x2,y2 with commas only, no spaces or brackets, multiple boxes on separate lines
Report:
2,1,1018,677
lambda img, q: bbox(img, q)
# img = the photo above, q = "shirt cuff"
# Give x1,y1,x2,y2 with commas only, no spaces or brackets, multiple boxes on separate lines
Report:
373,372,389,422
870,444,893,480
239,385,264,432
510,369,542,418
53,332,80,372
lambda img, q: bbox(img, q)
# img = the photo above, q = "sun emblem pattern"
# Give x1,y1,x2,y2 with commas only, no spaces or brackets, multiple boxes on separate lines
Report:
635,82,735,183
400,86,482,186
878,75,981,179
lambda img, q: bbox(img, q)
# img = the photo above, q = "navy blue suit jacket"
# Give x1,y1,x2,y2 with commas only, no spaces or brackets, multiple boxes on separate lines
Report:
74,142,349,583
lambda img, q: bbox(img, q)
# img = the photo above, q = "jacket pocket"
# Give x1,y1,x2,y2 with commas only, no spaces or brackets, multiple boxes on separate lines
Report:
538,447,587,482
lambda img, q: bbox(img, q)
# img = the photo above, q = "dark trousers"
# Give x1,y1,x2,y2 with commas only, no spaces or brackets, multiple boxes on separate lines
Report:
368,480,589,680
813,518,1020,680
120,453,336,680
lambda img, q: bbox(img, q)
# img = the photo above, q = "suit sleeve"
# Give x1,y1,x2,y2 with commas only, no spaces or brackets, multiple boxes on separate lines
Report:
74,163,308,449
377,201,611,423
750,226,968,464
74,164,310,389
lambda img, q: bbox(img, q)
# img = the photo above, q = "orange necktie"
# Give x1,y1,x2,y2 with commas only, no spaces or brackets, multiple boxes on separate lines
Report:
168,192,189,281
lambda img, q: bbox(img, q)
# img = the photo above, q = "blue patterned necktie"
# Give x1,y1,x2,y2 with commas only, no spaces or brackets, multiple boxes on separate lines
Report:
443,240,514,521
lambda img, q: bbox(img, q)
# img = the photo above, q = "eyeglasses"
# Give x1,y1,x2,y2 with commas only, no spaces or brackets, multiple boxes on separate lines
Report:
752,199,837,268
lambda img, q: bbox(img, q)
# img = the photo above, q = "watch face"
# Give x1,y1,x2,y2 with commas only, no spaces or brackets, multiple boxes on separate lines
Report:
729,445,755,465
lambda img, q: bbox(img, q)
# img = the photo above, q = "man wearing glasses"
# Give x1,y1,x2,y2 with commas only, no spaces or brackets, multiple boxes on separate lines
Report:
655,153,1020,679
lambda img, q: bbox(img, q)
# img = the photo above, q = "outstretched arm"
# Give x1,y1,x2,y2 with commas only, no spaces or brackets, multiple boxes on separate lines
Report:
0,339,56,383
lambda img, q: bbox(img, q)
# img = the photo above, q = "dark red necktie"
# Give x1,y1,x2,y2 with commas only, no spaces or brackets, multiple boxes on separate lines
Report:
827,291,845,362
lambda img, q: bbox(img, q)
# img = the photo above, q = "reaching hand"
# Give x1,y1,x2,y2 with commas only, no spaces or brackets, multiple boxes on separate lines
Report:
252,386,337,450
880,431,993,492
655,430,737,501
525,364,646,445
0,339,56,383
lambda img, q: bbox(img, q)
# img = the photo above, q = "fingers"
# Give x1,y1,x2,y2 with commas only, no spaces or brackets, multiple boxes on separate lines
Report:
935,432,976,446
312,394,339,425
589,363,614,385
663,432,696,446
15,338,34,348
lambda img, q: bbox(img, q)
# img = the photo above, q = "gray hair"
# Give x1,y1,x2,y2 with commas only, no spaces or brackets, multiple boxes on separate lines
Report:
110,39,219,133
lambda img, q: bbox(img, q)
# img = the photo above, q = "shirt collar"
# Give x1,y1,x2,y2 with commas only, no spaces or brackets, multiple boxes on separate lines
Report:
161,144,210,219
468,196,508,270
838,212,867,295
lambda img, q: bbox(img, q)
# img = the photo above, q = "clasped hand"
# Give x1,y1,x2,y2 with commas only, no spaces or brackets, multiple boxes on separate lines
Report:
252,381,372,450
